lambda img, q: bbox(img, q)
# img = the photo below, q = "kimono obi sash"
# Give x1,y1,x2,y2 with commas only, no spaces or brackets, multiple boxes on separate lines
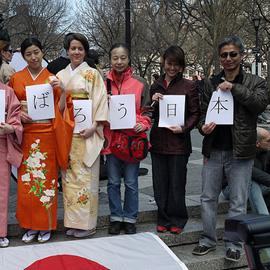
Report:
20,100,52,124
71,93,88,100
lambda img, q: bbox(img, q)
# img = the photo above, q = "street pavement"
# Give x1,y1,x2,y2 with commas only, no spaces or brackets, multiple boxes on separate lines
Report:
8,123,270,225
7,128,203,225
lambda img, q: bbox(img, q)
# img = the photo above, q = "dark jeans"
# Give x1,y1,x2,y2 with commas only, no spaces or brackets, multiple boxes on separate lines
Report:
151,153,189,229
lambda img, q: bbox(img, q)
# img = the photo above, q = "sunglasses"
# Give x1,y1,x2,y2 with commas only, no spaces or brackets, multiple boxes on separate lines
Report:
220,52,239,58
5,49,13,53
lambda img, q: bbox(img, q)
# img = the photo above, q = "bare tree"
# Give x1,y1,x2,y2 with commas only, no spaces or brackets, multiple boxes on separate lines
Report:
132,0,187,78
75,0,269,82
242,0,270,87
6,0,72,60
75,0,126,63
75,0,188,79
179,0,248,77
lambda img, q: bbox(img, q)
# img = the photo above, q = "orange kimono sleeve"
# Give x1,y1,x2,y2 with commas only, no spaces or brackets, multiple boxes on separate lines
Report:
54,91,75,170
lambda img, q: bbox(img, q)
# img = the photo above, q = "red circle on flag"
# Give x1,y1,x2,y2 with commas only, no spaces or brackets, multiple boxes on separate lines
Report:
24,255,110,270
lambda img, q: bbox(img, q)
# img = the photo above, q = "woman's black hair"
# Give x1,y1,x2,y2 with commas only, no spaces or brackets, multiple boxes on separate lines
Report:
163,45,185,70
109,43,130,59
88,49,99,65
21,38,43,57
0,40,11,53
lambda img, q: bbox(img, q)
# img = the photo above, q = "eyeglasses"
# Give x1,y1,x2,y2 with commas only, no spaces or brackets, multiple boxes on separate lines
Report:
220,52,239,58
5,49,13,53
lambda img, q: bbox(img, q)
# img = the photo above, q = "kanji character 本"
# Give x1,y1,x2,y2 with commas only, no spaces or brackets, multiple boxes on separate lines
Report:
33,92,50,109
74,107,86,123
167,104,177,117
210,97,228,114
118,103,127,119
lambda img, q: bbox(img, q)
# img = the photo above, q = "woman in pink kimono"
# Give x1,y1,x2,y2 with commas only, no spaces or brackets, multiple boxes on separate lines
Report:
0,83,23,247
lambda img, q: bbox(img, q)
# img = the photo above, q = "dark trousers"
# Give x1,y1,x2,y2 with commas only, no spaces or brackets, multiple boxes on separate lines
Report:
151,153,189,229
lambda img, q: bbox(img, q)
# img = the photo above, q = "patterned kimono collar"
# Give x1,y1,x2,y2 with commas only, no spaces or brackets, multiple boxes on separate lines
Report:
69,62,85,77
58,62,93,97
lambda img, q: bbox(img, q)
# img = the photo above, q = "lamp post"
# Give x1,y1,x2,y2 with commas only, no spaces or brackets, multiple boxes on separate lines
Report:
253,15,261,75
125,0,131,66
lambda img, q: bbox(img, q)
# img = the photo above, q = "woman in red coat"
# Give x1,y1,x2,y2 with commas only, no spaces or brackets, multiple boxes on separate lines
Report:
102,43,151,235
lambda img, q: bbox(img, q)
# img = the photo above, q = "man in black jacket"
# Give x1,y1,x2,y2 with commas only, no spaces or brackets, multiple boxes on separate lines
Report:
193,36,269,262
249,127,270,215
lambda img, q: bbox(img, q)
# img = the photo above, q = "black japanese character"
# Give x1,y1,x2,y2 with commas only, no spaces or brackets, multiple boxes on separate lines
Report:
167,104,177,117
210,97,228,114
33,92,50,109
118,103,127,119
74,107,86,123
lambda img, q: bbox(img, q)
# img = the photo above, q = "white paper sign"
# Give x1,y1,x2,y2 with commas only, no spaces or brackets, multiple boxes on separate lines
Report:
0,90,5,123
12,166,17,178
73,99,92,133
158,95,185,127
110,94,136,130
205,89,234,125
26,84,55,120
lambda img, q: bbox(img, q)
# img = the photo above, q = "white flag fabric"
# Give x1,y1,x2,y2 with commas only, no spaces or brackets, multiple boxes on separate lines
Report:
0,233,187,270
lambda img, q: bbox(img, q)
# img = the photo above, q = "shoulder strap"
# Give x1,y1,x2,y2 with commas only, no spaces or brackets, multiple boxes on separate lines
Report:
106,78,112,95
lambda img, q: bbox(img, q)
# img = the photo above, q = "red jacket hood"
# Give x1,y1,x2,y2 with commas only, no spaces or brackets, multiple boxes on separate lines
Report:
107,66,133,83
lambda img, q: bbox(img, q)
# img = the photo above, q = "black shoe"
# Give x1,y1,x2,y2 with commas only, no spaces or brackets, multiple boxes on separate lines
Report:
225,248,240,262
108,221,123,235
124,222,136,234
138,168,148,176
192,244,216,255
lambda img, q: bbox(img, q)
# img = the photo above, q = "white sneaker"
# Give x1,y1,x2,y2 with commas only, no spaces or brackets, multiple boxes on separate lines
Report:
0,237,9,247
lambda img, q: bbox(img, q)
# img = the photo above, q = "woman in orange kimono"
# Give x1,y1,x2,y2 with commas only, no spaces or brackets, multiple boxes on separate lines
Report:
9,38,74,243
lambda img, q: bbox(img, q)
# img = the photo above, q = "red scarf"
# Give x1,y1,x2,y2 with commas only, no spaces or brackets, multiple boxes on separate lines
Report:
164,79,168,88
